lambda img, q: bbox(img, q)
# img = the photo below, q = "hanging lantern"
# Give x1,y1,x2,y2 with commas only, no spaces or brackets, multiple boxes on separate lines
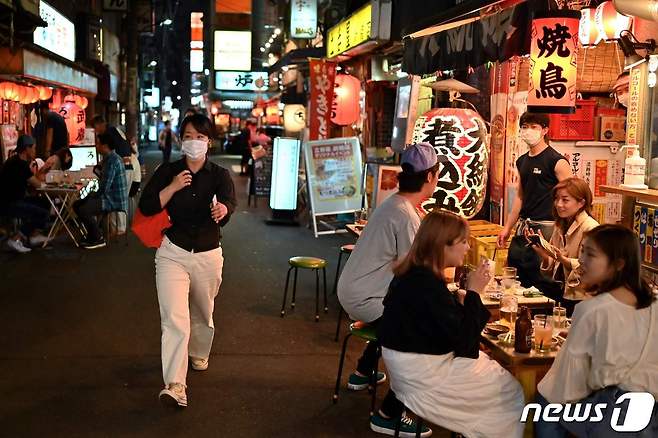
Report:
36,85,53,101
528,10,581,114
331,74,360,126
59,100,86,145
265,105,280,124
251,107,264,118
595,1,632,42
79,96,88,109
283,104,306,133
411,107,489,219
20,86,39,105
579,7,600,47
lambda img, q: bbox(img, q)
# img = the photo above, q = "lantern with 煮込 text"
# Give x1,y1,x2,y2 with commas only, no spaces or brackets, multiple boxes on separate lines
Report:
411,107,489,219
595,1,632,42
283,104,306,132
528,10,580,114
579,7,600,47
59,100,86,145
331,74,360,126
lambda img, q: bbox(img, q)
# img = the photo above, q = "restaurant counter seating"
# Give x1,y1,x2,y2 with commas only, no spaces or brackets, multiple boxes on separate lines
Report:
333,243,354,341
280,256,328,322
333,321,381,416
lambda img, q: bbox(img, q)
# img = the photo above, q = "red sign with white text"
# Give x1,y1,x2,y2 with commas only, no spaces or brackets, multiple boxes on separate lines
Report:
308,58,337,140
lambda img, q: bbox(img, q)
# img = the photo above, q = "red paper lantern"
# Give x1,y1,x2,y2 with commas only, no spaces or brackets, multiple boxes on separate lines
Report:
79,96,88,109
331,74,360,126
528,10,580,114
412,107,489,219
579,7,600,47
59,101,86,145
20,86,39,104
595,1,632,42
36,85,53,101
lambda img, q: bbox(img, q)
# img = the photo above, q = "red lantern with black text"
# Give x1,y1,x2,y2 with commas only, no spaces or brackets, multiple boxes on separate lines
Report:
595,1,632,42
331,74,360,126
59,101,86,145
528,10,580,114
411,107,489,219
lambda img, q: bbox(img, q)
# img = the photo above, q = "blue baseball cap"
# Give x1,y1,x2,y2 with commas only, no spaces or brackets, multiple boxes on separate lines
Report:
401,142,438,173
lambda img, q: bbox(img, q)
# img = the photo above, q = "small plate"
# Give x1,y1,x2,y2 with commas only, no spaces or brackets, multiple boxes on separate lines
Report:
485,323,510,336
485,292,503,301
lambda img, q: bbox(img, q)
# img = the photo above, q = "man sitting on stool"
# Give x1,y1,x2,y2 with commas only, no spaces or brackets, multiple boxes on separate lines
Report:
74,133,127,249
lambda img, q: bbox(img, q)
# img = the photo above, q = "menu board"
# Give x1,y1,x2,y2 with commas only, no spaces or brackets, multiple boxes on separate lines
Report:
253,145,273,197
0,124,18,162
304,137,363,215
270,138,301,211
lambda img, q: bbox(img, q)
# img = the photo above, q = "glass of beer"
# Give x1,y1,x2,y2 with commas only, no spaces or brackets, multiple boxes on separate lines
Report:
552,306,567,335
502,267,517,292
534,315,554,352
499,295,518,329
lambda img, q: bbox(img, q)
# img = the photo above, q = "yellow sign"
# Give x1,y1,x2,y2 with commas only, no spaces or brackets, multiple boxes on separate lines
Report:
327,3,372,58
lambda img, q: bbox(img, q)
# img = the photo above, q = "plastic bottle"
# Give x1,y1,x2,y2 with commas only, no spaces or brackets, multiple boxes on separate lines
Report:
514,307,532,353
620,145,648,190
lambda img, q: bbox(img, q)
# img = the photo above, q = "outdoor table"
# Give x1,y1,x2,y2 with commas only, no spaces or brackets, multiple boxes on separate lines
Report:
481,329,559,437
481,292,555,315
37,183,86,248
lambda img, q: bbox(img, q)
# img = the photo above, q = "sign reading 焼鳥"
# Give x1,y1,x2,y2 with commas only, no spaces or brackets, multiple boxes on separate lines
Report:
527,10,580,114
412,108,489,219
308,59,337,141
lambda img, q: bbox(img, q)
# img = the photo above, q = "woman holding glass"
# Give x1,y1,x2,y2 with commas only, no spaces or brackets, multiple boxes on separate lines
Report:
536,224,658,437
525,177,598,315
378,210,525,438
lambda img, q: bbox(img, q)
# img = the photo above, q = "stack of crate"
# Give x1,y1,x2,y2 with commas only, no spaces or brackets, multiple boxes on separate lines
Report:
467,220,511,276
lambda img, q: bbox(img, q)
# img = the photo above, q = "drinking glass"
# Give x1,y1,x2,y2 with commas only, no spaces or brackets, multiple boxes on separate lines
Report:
499,295,518,329
502,267,517,291
534,315,554,352
552,306,567,335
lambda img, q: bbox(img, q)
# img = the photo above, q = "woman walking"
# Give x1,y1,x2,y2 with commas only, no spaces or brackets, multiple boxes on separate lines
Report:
139,114,237,408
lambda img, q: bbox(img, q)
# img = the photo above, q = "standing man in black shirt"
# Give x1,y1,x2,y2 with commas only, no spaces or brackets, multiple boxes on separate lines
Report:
139,114,236,409
158,120,178,163
91,115,131,158
497,112,571,286
37,101,69,157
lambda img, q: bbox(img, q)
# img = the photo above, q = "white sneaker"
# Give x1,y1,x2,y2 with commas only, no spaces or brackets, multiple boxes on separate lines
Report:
29,233,49,246
7,239,31,254
190,357,209,371
159,382,187,408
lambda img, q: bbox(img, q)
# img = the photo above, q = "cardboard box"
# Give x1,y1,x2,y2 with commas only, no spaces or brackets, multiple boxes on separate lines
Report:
598,116,626,142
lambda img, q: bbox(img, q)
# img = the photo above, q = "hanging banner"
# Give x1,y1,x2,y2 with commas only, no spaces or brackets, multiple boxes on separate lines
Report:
402,2,529,75
527,10,580,114
412,108,490,219
290,0,317,39
308,58,337,141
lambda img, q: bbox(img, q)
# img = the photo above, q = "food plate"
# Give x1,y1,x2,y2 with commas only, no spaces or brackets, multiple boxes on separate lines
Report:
485,291,503,301
484,323,509,337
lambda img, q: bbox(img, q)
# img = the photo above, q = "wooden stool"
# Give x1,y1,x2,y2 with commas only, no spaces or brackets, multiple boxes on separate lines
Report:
280,256,328,322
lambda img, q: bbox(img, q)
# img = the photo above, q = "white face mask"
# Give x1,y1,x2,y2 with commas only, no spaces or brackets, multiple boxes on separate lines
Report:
181,139,208,160
519,128,544,147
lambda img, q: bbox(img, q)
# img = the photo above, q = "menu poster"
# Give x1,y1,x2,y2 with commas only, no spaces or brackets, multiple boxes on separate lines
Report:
374,164,401,209
254,145,274,197
1,124,18,163
304,137,363,216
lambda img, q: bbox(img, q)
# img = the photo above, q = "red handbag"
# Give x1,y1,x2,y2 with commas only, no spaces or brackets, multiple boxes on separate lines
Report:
131,208,172,248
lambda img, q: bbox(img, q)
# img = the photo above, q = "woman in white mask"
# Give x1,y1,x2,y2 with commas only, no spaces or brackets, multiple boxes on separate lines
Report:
139,113,237,409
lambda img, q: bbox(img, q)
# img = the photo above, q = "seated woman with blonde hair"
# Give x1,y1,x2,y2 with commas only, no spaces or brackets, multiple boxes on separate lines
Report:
378,209,525,438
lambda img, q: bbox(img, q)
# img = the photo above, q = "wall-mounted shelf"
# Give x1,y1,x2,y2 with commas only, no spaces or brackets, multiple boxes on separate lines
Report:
600,185,658,205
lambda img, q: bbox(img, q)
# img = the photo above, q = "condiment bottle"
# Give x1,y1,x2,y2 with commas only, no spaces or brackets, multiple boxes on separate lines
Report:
514,307,532,353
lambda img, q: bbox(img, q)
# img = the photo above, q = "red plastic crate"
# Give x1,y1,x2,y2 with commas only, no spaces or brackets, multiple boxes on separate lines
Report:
596,107,626,117
549,100,597,141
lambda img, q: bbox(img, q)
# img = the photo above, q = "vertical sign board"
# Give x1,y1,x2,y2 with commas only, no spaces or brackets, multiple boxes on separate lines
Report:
290,0,317,39
270,137,301,211
190,13,204,73
304,137,363,236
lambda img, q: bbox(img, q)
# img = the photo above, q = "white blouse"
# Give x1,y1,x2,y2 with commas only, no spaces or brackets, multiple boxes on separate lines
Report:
538,293,658,403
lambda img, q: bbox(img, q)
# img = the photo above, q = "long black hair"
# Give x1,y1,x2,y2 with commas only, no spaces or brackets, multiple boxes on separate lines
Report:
584,224,655,309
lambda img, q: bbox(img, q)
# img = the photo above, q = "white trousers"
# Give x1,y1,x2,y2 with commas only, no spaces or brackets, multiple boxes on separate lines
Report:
155,236,223,385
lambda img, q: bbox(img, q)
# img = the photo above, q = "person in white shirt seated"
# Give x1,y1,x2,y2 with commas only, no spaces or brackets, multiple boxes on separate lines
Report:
536,224,658,437
379,210,525,438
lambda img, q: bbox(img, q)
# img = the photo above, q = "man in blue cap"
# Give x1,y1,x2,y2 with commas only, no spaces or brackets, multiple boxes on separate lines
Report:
337,142,438,437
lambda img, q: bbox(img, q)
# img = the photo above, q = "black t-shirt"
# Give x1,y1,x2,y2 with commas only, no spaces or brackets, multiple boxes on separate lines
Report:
517,146,567,221
46,111,69,154
165,129,172,148
105,126,131,157
0,155,33,205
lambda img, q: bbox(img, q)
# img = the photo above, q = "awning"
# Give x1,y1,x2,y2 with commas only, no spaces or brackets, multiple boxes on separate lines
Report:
268,47,325,73
402,0,530,75
0,46,98,95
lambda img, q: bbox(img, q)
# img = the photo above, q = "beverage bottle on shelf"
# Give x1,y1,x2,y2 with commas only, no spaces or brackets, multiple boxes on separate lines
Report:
514,307,532,353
